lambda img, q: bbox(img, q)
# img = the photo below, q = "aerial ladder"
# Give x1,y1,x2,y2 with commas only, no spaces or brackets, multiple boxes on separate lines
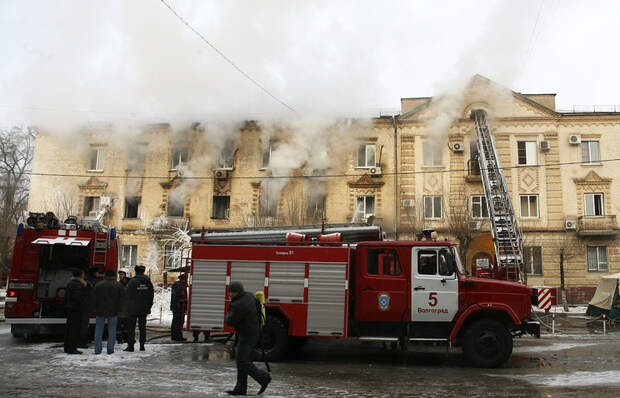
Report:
471,110,525,282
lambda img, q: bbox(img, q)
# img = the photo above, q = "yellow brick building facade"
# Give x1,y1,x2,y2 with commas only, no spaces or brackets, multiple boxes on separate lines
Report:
28,77,620,302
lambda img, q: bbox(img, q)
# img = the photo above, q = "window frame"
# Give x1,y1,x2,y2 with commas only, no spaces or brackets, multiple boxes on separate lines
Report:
587,246,608,272
471,195,489,219
517,141,537,166
124,196,141,219
306,195,326,222
366,249,402,277
83,196,100,217
88,148,104,171
423,195,442,219
423,142,443,167
261,145,272,169
121,245,138,267
357,144,376,168
164,244,182,270
523,246,543,275
355,195,375,221
519,194,539,219
212,195,230,219
584,193,604,217
581,141,601,164
170,147,188,170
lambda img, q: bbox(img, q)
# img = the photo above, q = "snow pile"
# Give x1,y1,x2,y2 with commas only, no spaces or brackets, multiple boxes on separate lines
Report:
496,370,620,387
514,342,597,354
147,286,173,327
547,305,588,314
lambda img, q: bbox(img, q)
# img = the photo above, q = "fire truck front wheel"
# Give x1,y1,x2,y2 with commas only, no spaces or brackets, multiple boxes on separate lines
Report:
463,319,513,368
253,315,289,362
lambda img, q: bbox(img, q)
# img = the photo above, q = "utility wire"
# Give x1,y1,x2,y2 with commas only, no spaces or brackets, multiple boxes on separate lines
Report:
158,0,298,116
25,157,620,180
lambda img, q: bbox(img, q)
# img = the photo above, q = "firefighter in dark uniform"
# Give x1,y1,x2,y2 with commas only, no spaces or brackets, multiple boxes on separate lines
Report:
124,264,154,352
64,269,87,354
79,265,98,347
224,281,271,396
170,274,187,341
116,269,130,344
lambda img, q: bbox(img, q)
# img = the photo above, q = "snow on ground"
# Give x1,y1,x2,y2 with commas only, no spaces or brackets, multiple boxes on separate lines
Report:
513,342,598,353
147,286,173,327
495,370,620,387
547,305,589,314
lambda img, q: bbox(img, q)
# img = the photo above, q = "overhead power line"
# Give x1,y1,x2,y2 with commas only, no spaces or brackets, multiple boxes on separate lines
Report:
26,157,620,180
158,0,298,116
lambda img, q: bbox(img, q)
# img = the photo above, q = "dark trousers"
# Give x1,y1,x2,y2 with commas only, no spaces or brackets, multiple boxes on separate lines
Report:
234,334,270,394
171,307,185,340
64,310,82,353
117,317,129,343
127,314,147,347
79,306,91,344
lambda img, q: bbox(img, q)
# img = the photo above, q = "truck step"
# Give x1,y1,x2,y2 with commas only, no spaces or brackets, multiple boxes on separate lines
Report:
358,336,399,342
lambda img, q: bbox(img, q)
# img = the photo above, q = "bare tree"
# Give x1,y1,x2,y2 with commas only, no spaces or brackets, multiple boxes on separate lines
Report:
0,127,35,282
399,192,426,239
43,189,79,221
444,191,488,270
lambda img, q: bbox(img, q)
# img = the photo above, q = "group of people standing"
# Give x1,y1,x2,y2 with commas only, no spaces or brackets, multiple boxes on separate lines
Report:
64,265,154,355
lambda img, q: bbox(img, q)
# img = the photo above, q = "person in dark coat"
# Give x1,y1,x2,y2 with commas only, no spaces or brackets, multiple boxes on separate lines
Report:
79,265,98,347
124,264,154,352
116,269,130,344
170,274,187,341
224,281,271,396
64,269,87,354
93,269,125,355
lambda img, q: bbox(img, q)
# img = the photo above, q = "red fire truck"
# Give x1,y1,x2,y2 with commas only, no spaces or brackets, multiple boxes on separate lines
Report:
4,212,118,338
186,225,539,368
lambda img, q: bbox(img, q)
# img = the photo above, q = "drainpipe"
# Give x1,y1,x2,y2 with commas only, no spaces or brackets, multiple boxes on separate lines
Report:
392,115,399,240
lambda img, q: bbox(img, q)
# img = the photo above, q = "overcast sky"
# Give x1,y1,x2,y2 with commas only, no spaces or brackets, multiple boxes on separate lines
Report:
1,0,619,128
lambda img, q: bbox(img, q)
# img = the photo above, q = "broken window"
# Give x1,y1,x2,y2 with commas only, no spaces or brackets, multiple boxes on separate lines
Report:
217,141,235,169
167,193,184,217
259,193,277,218
124,196,141,219
212,196,230,219
164,244,182,270
83,196,100,217
170,147,188,170
306,195,326,222
121,245,138,267
88,148,104,171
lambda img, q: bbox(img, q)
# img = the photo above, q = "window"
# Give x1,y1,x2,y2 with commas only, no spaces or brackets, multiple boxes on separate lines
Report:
357,144,376,168
121,245,138,267
517,141,536,166
83,196,100,217
167,194,184,217
170,147,188,170
355,196,375,221
88,148,104,171
424,195,442,219
261,145,271,168
587,246,608,272
212,196,230,219
524,246,542,275
259,193,277,218
306,195,326,222
471,195,489,219
367,249,402,276
581,141,600,164
164,244,182,270
124,196,141,219
128,145,146,171
217,141,235,169
423,142,442,166
418,250,437,275
584,193,604,217
520,195,538,218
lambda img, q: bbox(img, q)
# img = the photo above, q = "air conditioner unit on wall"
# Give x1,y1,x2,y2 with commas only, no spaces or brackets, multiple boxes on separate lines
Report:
568,135,581,145
402,199,415,208
540,141,550,151
565,219,577,230
451,142,465,152
469,221,481,230
369,166,382,176
100,196,112,206
88,211,98,217
214,169,229,179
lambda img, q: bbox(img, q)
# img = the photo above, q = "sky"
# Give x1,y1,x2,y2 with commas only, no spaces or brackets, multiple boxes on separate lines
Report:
1,0,619,129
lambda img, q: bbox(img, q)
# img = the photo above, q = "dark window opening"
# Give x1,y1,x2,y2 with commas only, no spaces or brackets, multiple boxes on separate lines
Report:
212,196,230,219
124,196,141,219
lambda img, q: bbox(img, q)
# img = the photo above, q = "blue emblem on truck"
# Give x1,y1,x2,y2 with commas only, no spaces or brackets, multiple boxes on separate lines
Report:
378,293,390,311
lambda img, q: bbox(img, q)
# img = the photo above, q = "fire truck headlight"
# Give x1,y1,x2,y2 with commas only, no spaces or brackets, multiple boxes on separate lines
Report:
57,289,66,298
7,290,16,297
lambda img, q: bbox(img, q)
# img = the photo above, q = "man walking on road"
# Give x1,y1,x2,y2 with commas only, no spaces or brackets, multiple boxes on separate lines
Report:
224,281,271,396
170,274,187,341
93,269,125,355
124,264,154,352
64,269,87,354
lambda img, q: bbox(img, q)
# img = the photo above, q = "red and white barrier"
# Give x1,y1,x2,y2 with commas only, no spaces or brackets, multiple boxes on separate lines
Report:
536,286,556,313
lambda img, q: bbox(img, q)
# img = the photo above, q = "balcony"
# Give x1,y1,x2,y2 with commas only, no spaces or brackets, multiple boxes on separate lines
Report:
577,215,618,236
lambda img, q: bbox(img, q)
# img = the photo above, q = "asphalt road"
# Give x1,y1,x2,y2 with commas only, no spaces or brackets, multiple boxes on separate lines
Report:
0,322,619,397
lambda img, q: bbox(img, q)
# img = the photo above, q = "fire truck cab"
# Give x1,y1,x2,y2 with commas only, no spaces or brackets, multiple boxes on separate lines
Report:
4,212,118,338
186,226,539,368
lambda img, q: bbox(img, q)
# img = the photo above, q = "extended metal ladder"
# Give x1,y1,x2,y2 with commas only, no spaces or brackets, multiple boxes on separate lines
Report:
471,110,524,282
91,230,110,270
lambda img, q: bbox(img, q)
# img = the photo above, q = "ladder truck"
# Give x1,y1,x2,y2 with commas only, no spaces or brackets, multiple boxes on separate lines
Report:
4,212,119,338
471,110,525,282
186,224,539,368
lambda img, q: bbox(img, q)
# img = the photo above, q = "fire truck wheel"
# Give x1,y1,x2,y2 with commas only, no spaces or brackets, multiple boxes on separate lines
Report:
253,315,288,362
10,324,24,338
463,319,513,368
